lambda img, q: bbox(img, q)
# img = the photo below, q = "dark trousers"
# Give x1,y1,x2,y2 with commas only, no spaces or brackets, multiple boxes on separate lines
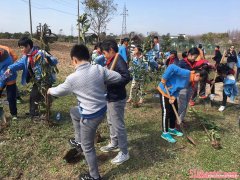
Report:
159,93,178,133
0,83,17,116
211,76,227,106
30,83,43,115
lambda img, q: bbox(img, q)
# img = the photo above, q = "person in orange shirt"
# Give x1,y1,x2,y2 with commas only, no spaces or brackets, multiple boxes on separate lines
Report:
0,45,22,104
0,45,18,61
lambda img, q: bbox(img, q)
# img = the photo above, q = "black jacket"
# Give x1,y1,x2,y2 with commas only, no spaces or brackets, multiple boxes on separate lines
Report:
212,50,222,64
226,50,237,63
106,54,131,102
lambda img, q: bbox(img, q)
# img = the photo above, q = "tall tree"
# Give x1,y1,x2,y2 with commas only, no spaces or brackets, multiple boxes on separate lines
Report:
83,0,117,42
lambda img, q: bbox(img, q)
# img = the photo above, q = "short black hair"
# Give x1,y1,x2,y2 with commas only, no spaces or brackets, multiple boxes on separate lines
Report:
18,37,33,49
216,45,220,49
135,45,143,53
217,63,231,75
170,50,177,57
188,47,200,56
182,51,188,58
94,42,102,50
123,38,130,43
153,36,158,40
194,69,208,79
101,39,118,53
198,44,203,48
70,44,90,61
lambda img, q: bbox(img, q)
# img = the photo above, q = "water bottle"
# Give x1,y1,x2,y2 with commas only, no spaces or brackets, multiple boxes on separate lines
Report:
56,112,61,121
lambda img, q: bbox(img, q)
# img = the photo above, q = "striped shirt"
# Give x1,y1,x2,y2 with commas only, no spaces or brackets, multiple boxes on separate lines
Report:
49,63,121,115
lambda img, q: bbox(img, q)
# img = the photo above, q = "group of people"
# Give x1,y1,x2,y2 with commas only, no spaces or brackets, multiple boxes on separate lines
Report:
0,37,58,121
0,36,239,180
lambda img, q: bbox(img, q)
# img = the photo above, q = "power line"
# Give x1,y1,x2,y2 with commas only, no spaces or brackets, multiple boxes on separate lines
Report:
20,0,77,16
51,0,78,10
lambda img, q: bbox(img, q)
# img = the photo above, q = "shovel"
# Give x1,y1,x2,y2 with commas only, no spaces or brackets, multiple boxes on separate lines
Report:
165,85,196,146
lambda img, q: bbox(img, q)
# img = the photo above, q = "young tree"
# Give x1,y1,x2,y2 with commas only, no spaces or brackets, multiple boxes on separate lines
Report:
83,0,117,42
161,33,172,52
77,13,90,44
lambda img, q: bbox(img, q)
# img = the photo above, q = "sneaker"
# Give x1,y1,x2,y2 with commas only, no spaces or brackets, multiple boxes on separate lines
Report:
168,128,183,137
161,132,176,143
69,138,83,152
189,100,195,106
16,97,23,104
111,151,130,165
100,143,119,153
209,94,215,101
218,106,226,112
153,94,160,98
126,98,132,103
12,116,18,121
79,173,101,180
199,95,207,99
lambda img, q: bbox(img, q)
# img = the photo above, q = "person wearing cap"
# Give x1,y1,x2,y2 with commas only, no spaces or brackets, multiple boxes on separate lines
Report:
0,48,17,120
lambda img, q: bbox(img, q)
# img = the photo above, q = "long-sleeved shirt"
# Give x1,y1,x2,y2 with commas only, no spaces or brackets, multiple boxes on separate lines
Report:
106,54,131,102
119,45,128,62
49,63,121,116
212,50,222,64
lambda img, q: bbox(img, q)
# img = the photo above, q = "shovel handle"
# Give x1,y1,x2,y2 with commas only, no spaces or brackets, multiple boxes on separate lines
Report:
110,53,119,70
164,85,181,125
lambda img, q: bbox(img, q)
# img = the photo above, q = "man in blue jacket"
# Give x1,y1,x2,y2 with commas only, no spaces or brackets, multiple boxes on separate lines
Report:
100,39,131,165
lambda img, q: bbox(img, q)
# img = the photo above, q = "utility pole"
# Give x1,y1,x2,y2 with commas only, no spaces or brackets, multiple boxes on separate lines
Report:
120,4,128,41
29,0,33,38
78,0,80,44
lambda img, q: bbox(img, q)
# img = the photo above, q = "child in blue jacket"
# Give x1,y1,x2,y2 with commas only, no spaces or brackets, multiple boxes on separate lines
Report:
6,37,58,118
210,63,238,112
157,64,202,143
0,48,17,120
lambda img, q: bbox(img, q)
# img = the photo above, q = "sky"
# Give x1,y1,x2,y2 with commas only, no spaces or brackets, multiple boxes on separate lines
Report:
1,0,240,36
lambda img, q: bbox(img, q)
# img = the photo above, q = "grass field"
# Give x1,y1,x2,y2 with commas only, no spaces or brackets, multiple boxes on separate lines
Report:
0,40,239,180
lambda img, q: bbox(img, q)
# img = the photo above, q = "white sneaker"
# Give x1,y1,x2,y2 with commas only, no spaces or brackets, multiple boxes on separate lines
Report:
218,106,226,112
209,94,215,101
100,143,119,152
111,151,130,165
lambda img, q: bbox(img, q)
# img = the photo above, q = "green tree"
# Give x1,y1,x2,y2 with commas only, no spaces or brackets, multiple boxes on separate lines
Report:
177,35,186,50
83,0,117,42
77,13,90,44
